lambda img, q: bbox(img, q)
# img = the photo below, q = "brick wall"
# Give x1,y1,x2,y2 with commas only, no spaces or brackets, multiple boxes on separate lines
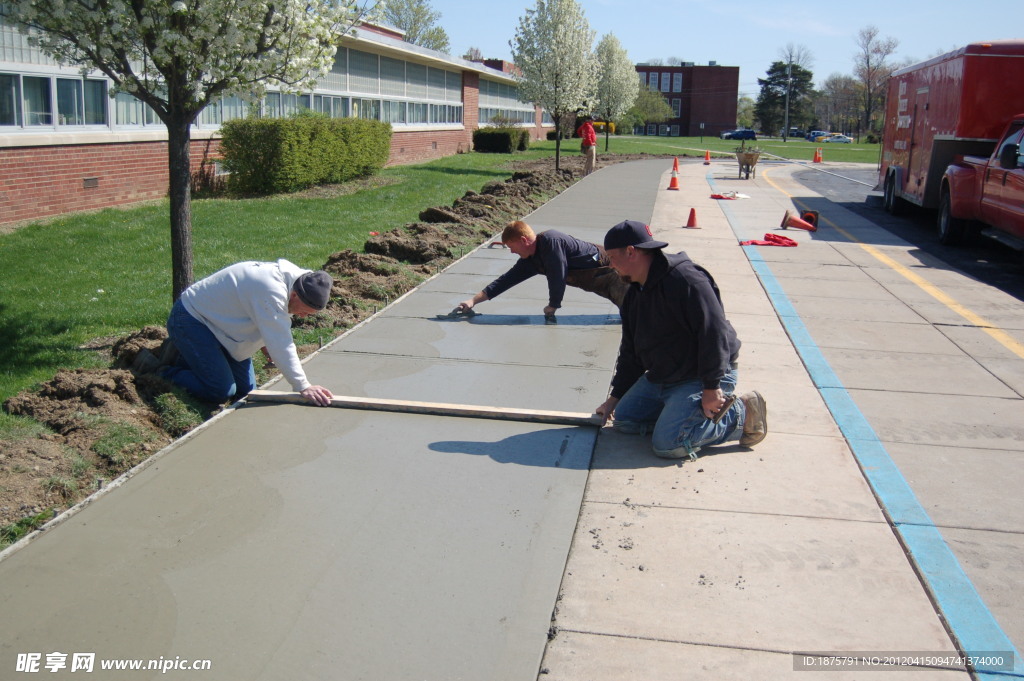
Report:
0,139,220,226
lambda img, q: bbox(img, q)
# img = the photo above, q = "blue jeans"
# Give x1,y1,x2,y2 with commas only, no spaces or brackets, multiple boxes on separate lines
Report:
613,370,744,458
163,299,256,403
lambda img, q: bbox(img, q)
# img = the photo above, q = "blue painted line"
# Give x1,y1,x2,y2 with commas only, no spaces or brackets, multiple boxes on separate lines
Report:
711,174,1023,676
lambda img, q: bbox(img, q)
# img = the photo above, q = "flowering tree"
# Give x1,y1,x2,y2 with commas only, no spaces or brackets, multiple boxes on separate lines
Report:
1,0,371,299
593,33,637,152
510,0,596,171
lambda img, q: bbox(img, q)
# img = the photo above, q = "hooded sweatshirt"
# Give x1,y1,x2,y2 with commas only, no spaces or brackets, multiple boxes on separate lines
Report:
610,250,740,399
179,259,312,391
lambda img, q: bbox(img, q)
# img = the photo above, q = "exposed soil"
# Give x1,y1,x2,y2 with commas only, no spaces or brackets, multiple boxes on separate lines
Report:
0,151,674,538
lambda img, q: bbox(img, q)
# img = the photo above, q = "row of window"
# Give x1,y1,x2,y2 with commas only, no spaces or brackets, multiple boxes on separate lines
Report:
637,124,682,136
638,71,684,94
1,71,468,130
479,108,535,125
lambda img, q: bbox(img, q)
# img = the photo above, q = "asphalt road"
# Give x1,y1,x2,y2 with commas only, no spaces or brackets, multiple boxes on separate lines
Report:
790,164,1024,302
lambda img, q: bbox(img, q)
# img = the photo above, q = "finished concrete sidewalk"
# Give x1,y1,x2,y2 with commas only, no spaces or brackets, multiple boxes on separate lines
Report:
540,157,1022,680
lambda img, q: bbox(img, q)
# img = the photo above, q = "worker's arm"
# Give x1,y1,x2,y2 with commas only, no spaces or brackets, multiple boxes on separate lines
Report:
456,290,489,312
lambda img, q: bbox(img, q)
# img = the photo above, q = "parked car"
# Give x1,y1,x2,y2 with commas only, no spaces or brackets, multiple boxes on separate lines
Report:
825,134,853,143
806,130,828,141
813,132,834,142
721,129,756,140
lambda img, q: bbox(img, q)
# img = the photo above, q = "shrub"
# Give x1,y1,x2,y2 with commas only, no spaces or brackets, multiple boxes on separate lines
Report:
220,114,392,195
474,128,529,153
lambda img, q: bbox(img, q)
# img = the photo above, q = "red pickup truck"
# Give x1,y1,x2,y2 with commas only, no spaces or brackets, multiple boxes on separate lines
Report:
878,41,1024,249
940,116,1024,247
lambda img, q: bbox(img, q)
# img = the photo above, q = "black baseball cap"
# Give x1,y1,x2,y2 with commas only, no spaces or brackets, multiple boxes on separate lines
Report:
604,220,667,250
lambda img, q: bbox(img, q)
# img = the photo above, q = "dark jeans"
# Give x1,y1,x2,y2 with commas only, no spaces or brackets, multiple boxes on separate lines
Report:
566,247,629,308
163,299,256,403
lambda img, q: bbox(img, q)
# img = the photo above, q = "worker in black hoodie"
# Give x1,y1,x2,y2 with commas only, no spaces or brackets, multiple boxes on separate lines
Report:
595,220,767,459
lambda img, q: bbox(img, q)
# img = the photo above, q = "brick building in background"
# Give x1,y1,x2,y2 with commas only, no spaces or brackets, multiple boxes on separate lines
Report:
634,62,739,138
0,21,550,227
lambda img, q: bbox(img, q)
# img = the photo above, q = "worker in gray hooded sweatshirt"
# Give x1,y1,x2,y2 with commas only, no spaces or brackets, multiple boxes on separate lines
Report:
160,259,334,406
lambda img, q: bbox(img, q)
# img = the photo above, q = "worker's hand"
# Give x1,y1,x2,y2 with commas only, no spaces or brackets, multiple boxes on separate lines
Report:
260,346,275,368
701,388,726,420
456,299,475,313
595,396,619,426
301,385,333,407
543,305,557,317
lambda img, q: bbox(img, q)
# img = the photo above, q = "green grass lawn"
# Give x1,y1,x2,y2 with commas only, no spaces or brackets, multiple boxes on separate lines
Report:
0,148,550,406
587,134,881,164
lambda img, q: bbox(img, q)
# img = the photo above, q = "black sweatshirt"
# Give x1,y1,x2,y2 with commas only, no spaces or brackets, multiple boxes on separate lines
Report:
482,230,603,309
610,250,740,399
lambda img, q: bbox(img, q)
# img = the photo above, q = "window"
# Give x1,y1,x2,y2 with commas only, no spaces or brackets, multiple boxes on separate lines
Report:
670,125,680,136
648,73,658,91
23,76,50,125
660,73,670,92
673,73,682,92
0,73,22,126
84,80,106,124
647,123,656,135
672,98,681,117
314,94,349,118
351,97,380,120
659,124,669,136
56,78,83,125
383,99,406,124
115,91,158,126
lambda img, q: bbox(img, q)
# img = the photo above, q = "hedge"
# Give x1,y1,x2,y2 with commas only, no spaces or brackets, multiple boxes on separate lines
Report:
219,115,392,195
474,128,530,153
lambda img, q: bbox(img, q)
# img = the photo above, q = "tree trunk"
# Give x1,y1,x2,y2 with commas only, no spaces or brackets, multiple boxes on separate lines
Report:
166,118,194,301
604,128,610,152
553,114,562,172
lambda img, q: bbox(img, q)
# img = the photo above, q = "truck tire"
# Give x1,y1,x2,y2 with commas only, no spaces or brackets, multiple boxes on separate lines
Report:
883,173,903,215
937,190,969,246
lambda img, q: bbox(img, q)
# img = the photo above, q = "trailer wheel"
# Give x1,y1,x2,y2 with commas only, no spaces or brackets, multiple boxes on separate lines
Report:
937,190,968,246
883,173,903,215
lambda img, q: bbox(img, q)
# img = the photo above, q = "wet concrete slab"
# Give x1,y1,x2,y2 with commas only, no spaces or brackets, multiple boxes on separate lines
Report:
1,404,596,680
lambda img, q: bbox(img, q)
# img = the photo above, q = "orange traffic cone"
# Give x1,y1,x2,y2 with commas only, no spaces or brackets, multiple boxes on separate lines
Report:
813,147,823,164
667,158,680,190
800,210,819,228
780,210,818,232
703,150,711,165
685,207,700,229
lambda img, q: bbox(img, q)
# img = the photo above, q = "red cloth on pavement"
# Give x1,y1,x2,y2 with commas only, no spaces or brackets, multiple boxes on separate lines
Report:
739,233,799,247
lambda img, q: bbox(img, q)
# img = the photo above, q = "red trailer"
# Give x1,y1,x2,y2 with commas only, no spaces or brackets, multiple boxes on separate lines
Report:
878,41,1024,248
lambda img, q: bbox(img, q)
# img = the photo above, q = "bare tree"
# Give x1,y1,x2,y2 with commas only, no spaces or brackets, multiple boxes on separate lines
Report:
817,73,860,134
779,43,814,71
463,46,484,61
853,25,898,133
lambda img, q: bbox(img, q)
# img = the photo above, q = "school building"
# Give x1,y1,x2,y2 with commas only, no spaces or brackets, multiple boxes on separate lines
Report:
0,20,551,227
634,62,739,138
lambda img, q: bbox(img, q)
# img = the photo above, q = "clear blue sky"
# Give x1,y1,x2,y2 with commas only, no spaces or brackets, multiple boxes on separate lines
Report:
426,0,1021,98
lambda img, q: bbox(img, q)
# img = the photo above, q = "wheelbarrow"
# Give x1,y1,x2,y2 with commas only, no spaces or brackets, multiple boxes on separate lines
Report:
736,151,760,179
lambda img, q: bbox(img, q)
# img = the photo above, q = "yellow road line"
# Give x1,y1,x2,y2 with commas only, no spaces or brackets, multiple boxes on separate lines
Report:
762,169,1024,360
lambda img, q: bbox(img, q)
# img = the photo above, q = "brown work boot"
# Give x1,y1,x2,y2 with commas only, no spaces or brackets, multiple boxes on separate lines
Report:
739,391,767,446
